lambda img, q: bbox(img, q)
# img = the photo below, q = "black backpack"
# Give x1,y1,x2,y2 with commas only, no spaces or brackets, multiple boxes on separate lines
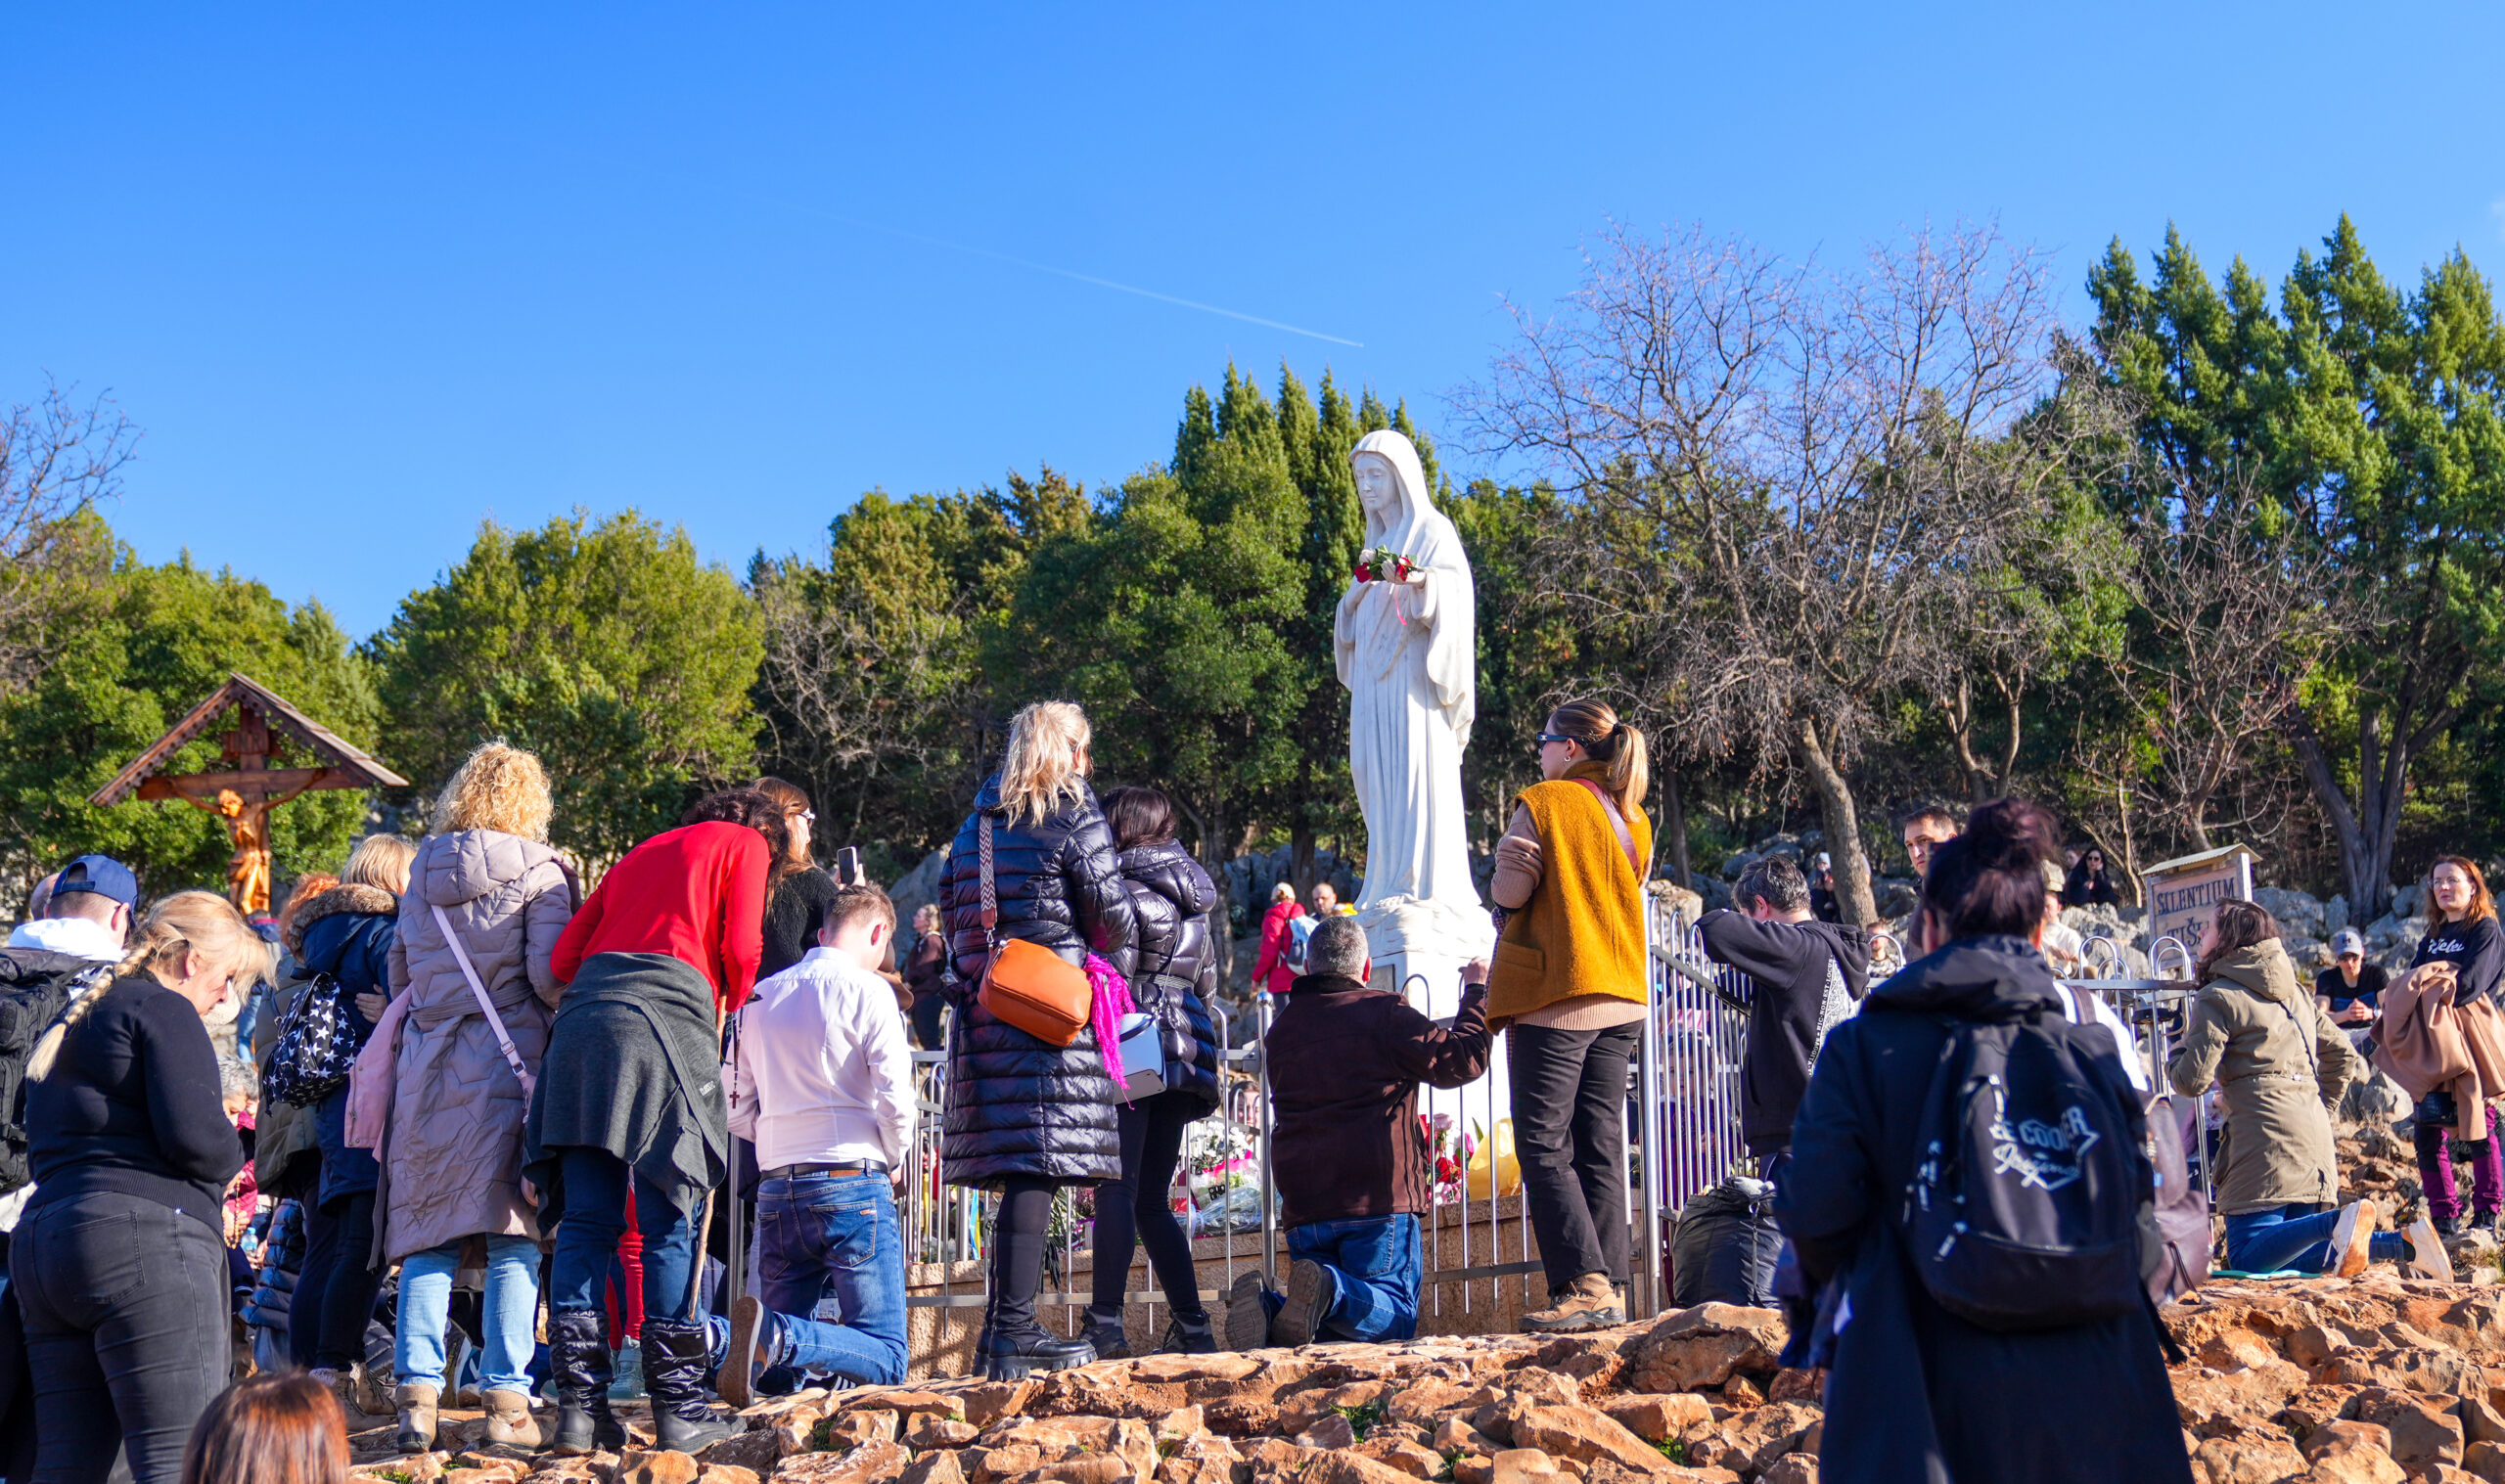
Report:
1899,1004,2155,1331
0,951,113,1194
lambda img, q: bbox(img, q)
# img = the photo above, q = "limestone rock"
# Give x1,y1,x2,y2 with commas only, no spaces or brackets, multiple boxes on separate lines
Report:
1354,1436,1448,1479
1490,1450,1562,1484
1600,1395,1712,1444
825,1411,901,1451
910,1417,980,1451
1620,1307,1786,1395
899,1454,969,1484
2187,1433,2307,1484
1717,1402,1821,1476
774,1441,914,1484
700,1469,765,1484
1759,1459,1819,1484
2352,1388,2464,1470
699,1429,787,1475
1509,1404,1675,1476
964,1383,1039,1428
1295,1414,1358,1451
1306,1452,1431,1484
619,1452,704,1484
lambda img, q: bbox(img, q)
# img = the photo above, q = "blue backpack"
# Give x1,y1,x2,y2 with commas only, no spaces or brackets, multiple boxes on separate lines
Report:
1899,1006,2155,1331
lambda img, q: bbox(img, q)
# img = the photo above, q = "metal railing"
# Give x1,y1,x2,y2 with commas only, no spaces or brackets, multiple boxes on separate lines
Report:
895,897,1853,1334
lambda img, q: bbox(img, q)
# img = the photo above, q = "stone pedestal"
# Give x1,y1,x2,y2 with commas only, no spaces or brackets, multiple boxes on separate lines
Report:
1357,894,1505,1167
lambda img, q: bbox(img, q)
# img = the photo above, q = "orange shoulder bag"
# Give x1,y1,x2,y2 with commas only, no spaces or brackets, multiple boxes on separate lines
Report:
975,812,1093,1046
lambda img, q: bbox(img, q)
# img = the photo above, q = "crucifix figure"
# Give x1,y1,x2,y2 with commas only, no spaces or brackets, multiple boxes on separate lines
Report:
185,780,311,914
88,672,411,915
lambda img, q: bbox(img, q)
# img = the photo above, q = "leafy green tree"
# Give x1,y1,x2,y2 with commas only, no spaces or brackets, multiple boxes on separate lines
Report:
0,521,378,906
2088,217,2505,913
994,370,1310,929
750,471,1086,876
370,511,762,874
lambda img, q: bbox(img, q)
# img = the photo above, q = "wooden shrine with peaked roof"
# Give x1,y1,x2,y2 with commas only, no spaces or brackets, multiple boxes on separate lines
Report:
89,672,408,914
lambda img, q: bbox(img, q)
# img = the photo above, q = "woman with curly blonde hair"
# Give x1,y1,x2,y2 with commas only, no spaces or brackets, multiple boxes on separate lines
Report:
18,890,251,1482
377,742,575,1452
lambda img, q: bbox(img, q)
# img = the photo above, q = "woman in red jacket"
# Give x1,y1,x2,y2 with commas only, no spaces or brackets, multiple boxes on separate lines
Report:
526,787,786,1456
1249,882,1304,996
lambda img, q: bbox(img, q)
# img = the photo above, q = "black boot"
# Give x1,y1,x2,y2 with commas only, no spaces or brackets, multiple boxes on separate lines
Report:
1079,1307,1130,1361
546,1310,625,1456
980,1324,1097,1378
643,1316,740,1452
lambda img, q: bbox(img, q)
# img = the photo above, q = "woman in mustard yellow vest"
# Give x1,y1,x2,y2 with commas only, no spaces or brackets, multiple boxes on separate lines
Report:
1485,699,1653,1333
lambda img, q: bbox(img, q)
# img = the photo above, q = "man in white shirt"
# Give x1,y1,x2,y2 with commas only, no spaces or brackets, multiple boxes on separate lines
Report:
716,882,915,1405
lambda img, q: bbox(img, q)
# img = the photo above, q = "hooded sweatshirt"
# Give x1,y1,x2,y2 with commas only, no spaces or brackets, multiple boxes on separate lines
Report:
1697,910,1872,1154
2167,938,2362,1215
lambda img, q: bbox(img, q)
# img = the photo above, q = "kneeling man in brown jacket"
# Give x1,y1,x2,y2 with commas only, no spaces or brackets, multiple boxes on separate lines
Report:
1226,915,1491,1348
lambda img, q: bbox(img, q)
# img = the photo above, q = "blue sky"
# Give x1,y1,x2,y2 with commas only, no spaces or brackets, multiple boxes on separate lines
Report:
7,4,2501,640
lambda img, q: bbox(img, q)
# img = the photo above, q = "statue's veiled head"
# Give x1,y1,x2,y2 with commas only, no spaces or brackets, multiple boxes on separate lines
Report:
1350,429,1435,546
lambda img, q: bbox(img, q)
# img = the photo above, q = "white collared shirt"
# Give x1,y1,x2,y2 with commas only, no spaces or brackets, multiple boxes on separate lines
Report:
723,946,915,1171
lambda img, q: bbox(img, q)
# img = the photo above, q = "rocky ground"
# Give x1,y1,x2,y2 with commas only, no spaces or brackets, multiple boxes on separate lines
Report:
336,1268,2505,1484
333,1123,2505,1484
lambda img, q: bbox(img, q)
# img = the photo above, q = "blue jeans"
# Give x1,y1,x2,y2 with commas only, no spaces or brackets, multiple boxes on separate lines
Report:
397,1235,540,1394
751,1173,907,1388
550,1148,699,1323
2224,1202,2406,1274
1278,1215,1421,1344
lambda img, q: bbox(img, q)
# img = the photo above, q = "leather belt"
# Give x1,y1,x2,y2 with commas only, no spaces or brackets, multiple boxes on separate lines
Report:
762,1160,889,1180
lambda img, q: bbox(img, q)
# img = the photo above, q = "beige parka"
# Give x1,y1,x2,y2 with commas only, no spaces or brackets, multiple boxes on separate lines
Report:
2167,938,2363,1215
377,830,574,1262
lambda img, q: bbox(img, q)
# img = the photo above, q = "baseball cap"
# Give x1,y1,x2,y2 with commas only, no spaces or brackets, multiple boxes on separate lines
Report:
2332,928,2366,958
48,854,139,908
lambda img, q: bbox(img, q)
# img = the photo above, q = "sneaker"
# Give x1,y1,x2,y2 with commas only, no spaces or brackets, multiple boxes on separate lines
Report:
2434,1210,2465,1237
1156,1313,1218,1355
1268,1259,1331,1348
719,1298,769,1411
2330,1200,2378,1278
2404,1213,2456,1282
1523,1272,1624,1332
607,1338,648,1401
1223,1271,1269,1352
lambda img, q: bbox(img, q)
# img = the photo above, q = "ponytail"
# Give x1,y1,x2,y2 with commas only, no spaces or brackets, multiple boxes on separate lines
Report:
34,889,256,1082
1548,700,1650,818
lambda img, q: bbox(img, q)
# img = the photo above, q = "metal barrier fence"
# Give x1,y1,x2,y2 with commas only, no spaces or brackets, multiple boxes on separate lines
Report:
893,911,2211,1334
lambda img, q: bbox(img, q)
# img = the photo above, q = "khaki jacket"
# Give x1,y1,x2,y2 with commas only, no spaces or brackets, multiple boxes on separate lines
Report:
2167,939,2362,1215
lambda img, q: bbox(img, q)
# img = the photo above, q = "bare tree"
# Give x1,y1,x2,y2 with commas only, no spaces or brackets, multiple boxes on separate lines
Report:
2085,476,2341,856
0,380,136,691
1459,220,2090,926
751,545,980,853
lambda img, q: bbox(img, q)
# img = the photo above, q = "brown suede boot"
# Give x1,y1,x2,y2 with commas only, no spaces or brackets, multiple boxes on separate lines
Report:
1522,1272,1623,1333
481,1388,543,1448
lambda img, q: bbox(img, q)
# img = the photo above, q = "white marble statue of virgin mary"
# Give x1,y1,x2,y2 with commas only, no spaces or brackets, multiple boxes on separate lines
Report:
1334,429,1493,974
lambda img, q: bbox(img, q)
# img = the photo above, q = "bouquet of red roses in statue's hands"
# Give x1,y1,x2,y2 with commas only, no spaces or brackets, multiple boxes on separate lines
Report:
1353,547,1419,583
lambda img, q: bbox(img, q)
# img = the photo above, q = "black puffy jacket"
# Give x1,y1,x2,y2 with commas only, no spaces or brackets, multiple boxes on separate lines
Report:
1118,840,1223,1115
937,772,1137,1187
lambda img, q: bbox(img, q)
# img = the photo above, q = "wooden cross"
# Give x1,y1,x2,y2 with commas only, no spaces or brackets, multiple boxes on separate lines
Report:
88,673,408,914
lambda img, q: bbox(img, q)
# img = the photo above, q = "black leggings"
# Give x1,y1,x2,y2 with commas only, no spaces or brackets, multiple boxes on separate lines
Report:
1089,1098,1204,1322
988,1177,1059,1333
311,1192,387,1372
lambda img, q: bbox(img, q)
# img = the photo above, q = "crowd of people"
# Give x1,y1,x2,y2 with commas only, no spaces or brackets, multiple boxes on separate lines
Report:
5,692,2499,1483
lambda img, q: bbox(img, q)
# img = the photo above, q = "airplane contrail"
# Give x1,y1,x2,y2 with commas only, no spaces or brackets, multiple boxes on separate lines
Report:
727,187,1366,348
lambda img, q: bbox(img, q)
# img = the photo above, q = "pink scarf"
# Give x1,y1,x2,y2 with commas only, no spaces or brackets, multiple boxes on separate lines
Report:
1085,953,1135,1092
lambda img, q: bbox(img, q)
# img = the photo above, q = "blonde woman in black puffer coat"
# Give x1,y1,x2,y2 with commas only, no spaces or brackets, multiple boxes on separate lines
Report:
936,700,1137,1378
